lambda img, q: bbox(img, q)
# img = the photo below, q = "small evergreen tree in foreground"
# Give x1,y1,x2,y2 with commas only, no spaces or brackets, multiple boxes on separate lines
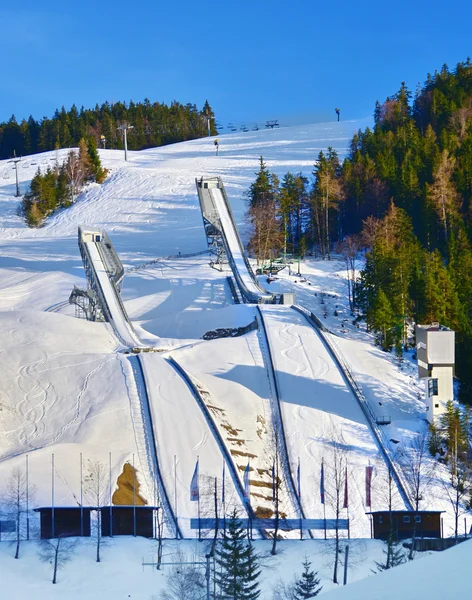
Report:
374,532,406,572
294,558,322,598
215,510,261,599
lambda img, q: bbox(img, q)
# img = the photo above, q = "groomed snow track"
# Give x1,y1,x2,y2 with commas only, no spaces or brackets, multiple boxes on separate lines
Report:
127,355,183,538
292,304,413,511
255,306,311,535
166,356,267,539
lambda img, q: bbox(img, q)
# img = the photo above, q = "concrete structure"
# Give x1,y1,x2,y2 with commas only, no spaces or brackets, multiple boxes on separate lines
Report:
416,323,455,421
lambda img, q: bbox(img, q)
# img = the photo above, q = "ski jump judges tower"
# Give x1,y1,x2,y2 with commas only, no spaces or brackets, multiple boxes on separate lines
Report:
416,322,455,421
196,176,294,305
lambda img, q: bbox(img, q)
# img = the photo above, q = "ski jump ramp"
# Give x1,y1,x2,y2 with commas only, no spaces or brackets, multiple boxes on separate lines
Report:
196,177,294,305
76,226,145,349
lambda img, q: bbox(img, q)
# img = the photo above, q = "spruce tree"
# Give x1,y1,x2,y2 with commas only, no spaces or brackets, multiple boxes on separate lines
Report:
86,137,107,183
293,558,322,598
215,510,261,600
375,533,406,572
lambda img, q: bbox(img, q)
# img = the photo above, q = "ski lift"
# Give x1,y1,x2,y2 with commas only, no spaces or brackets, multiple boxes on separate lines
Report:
22,162,29,168
2,170,10,179
231,127,237,132
252,124,259,131
240,125,248,132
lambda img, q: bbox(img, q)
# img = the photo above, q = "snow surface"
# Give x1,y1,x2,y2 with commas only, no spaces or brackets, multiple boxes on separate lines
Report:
259,305,402,538
1,118,465,595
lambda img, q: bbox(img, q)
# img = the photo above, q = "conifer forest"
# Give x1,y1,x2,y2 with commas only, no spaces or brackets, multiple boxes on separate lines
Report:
246,60,472,401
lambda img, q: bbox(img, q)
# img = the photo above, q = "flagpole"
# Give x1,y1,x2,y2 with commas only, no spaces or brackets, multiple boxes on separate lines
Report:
222,460,226,537
197,456,201,541
345,463,350,540
174,455,178,539
298,457,302,540
321,458,326,540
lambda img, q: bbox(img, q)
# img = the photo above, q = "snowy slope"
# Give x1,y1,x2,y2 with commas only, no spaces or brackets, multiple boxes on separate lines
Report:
259,305,398,538
1,117,455,540
140,352,244,537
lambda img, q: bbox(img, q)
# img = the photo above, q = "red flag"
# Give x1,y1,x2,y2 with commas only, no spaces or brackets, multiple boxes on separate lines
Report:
365,465,373,507
343,467,349,509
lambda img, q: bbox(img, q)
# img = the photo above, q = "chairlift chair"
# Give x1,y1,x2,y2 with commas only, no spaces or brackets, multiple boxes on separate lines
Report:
252,124,259,131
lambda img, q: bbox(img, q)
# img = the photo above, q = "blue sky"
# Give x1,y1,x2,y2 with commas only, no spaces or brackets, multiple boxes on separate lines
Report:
1,0,471,127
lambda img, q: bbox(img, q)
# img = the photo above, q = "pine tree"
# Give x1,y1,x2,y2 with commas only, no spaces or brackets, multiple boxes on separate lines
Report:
86,137,107,183
375,532,406,571
293,558,322,598
215,510,261,600
369,288,396,351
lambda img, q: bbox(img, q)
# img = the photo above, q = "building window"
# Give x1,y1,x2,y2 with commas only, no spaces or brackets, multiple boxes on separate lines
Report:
415,516,422,523
403,516,411,523
428,379,438,397
379,516,383,524
435,404,439,409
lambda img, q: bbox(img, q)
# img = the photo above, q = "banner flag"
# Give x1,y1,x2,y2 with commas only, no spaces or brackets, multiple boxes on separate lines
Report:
366,465,374,507
297,458,301,498
320,460,325,505
190,459,199,502
343,466,349,509
243,461,251,500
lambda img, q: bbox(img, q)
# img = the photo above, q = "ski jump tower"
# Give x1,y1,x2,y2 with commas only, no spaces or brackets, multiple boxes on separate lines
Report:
416,322,455,421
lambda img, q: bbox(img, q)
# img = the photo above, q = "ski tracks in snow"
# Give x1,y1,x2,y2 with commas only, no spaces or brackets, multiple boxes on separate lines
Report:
52,356,114,444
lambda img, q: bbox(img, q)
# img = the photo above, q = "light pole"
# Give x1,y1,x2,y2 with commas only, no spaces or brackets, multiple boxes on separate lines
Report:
117,122,134,161
8,151,22,197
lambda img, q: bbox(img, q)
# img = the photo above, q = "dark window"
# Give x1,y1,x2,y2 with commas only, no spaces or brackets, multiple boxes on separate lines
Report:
428,379,438,397
435,404,439,409
379,516,383,524
415,516,422,523
403,516,411,523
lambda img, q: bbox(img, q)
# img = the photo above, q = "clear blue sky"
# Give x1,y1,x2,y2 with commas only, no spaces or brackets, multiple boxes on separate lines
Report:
1,0,471,127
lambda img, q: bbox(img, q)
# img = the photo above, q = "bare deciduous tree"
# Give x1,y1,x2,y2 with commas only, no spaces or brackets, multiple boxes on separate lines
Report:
400,430,434,512
84,459,108,562
158,549,207,600
39,535,76,584
337,234,361,311
323,428,350,584
2,467,36,559
426,149,461,243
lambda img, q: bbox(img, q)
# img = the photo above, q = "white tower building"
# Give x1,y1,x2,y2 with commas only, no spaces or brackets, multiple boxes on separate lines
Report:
416,323,455,422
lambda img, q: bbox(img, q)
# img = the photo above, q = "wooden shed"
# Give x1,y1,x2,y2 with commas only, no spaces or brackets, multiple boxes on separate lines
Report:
101,506,155,538
367,511,443,540
36,507,92,539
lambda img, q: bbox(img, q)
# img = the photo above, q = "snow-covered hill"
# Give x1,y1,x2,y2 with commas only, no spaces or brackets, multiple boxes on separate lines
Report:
0,119,462,596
